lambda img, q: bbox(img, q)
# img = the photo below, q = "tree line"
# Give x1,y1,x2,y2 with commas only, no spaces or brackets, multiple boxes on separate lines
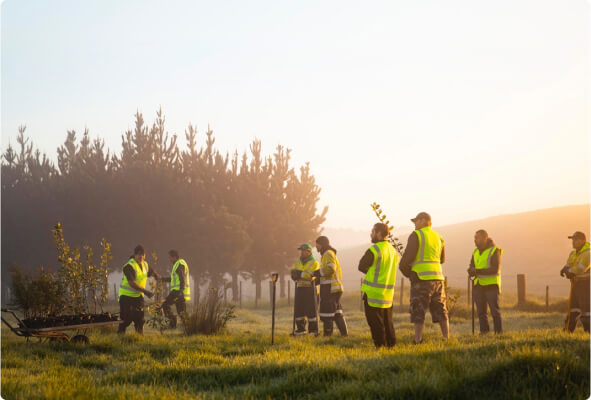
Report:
1,108,327,302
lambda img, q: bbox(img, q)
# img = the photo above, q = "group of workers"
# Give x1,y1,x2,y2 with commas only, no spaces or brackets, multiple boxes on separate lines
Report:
116,212,590,346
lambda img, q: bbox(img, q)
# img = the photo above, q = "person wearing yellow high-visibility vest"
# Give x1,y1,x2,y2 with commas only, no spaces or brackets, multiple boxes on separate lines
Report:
118,245,159,334
159,250,191,329
290,243,320,336
358,223,398,348
399,212,448,344
313,236,348,337
467,230,503,334
560,231,590,332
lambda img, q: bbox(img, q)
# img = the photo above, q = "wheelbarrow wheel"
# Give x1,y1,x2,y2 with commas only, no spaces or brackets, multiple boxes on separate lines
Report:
71,334,90,345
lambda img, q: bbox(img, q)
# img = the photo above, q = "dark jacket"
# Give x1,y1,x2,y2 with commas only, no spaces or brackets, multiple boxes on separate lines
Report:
398,231,446,283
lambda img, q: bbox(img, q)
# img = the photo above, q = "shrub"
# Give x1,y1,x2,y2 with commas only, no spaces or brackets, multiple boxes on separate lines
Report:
9,265,66,318
181,287,236,335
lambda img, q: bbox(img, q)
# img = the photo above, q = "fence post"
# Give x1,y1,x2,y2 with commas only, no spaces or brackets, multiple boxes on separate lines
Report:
399,277,404,307
517,274,526,305
113,283,117,300
239,281,242,309
288,280,291,306
545,285,549,312
467,276,471,306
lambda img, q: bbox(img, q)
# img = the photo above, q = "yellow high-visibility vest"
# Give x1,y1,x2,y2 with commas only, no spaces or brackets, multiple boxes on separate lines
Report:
411,227,444,281
361,241,398,308
473,246,502,291
319,249,344,293
118,258,148,300
171,258,191,301
293,257,320,291
567,242,590,281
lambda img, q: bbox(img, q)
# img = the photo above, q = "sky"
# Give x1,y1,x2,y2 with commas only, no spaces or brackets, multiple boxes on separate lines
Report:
1,0,589,230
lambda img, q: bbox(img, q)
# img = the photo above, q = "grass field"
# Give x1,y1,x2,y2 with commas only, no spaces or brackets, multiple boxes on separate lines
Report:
1,292,589,399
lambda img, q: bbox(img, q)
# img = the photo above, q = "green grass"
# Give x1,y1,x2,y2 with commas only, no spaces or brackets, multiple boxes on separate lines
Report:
2,292,589,400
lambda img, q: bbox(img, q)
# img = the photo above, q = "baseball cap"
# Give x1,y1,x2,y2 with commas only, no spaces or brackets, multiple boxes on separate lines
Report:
297,243,313,251
411,212,431,223
568,231,586,241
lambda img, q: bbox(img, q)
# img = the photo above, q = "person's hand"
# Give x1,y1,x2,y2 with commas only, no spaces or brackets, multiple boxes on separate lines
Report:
290,270,301,281
313,270,322,279
565,271,576,280
144,290,154,299
560,266,570,277
467,267,476,277
153,272,161,280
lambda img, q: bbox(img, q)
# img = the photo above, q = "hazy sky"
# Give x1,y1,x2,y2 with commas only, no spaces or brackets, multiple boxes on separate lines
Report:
2,0,589,230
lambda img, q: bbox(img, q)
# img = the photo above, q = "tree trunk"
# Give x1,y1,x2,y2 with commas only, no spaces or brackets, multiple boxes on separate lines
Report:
231,271,239,302
194,275,201,307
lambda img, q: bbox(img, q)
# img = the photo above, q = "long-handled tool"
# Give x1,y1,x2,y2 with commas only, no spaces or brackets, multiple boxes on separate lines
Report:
311,278,319,337
271,272,278,344
291,280,297,336
471,277,475,335
565,279,574,331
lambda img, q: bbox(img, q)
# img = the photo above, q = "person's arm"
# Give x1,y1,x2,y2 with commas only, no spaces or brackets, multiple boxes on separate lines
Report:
440,240,446,264
399,232,419,278
474,250,501,276
178,265,187,291
320,252,337,277
147,266,160,280
467,254,476,276
570,250,590,275
358,249,374,274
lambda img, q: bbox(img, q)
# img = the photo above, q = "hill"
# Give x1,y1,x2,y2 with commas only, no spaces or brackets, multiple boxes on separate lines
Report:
336,204,590,296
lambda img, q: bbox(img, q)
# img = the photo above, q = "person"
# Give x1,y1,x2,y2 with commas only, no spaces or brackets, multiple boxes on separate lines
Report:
358,223,398,348
290,243,320,336
313,236,348,336
560,231,590,332
467,230,503,334
159,250,191,329
118,245,159,334
399,212,448,344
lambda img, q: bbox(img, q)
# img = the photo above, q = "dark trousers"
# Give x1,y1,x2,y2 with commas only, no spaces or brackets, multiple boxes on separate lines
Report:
162,291,186,328
567,280,590,332
118,295,144,334
473,284,502,334
319,286,347,336
294,286,318,334
364,297,396,348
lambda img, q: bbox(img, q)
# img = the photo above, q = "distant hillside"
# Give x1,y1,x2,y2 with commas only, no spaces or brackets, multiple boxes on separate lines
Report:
335,204,590,296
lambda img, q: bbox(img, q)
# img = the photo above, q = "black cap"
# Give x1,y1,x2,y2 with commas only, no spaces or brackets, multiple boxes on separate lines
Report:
568,231,586,241
411,212,431,223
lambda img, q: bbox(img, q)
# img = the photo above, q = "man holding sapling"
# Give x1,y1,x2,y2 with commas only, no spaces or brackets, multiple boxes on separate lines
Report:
159,249,191,329
560,231,590,332
399,212,449,344
118,245,160,334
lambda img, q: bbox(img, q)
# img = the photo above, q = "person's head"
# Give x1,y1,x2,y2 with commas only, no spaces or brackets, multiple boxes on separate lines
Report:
371,223,389,243
168,249,180,263
315,236,330,253
474,229,489,249
411,212,432,230
298,243,313,259
133,245,146,262
568,231,587,250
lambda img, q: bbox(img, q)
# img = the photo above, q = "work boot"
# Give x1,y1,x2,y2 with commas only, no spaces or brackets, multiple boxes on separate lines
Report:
323,320,334,336
335,314,348,337
294,317,307,335
567,312,579,332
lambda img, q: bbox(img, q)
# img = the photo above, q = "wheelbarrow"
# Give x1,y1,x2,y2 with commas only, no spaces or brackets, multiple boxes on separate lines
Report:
1,308,120,344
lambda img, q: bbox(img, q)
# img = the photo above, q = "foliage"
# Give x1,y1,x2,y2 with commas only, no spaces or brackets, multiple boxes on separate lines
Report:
181,287,236,335
444,278,461,320
145,251,171,333
50,222,112,315
1,109,327,302
370,202,405,255
9,265,66,318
